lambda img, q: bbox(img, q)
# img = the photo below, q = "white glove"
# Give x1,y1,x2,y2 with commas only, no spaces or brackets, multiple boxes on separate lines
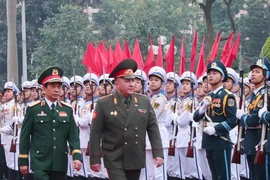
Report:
189,113,194,121
192,137,196,142
12,116,19,123
204,127,216,135
199,96,211,114
172,113,178,122
258,106,267,118
236,109,245,119
255,140,267,151
73,113,79,126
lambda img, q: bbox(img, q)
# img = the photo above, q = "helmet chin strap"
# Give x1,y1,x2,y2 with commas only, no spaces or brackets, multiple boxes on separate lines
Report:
254,77,264,86
211,77,223,87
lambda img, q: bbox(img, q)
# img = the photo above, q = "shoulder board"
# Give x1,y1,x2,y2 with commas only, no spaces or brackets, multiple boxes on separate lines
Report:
29,100,41,107
224,89,233,95
99,94,113,100
61,101,72,108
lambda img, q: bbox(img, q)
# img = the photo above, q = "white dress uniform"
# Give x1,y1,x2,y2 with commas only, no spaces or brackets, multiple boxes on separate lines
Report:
140,66,169,180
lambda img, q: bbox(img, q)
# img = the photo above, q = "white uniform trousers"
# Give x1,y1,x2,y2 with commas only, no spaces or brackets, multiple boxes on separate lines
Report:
167,148,185,179
140,148,168,180
197,149,212,180
239,154,249,179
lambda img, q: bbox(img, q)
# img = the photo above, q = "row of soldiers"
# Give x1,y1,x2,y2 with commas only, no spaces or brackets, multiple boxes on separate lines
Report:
0,57,270,180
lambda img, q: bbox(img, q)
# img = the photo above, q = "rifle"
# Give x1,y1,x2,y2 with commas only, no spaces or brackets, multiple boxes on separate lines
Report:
86,72,93,156
10,80,18,153
168,79,178,156
232,70,245,164
254,49,267,164
186,74,195,158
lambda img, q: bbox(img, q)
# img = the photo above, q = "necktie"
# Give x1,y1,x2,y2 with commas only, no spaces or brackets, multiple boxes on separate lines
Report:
124,98,130,110
51,104,55,114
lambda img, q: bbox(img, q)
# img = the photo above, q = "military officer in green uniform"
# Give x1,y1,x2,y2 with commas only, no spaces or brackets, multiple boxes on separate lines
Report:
89,59,164,180
18,66,82,180
193,60,237,180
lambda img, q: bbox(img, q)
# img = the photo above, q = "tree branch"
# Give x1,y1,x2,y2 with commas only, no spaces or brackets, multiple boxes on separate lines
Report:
223,0,236,32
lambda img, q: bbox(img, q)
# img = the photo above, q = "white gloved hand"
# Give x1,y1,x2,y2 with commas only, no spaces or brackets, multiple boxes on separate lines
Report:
236,109,245,119
12,116,19,123
199,96,211,114
255,140,267,151
189,113,194,121
192,137,196,142
258,106,267,118
172,113,178,122
204,127,216,135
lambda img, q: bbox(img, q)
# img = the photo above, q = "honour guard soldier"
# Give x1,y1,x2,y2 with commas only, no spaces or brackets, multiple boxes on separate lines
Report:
134,70,147,95
176,71,201,179
194,60,237,180
30,80,42,101
60,76,71,103
90,59,164,180
98,74,114,97
19,66,82,180
141,66,168,180
236,57,270,180
0,81,20,180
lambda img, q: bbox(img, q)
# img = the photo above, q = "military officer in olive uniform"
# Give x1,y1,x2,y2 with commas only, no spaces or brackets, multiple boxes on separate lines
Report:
236,57,270,180
90,59,164,180
193,60,237,180
19,66,82,180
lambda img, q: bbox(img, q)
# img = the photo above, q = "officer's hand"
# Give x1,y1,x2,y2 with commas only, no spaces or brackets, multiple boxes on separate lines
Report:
236,109,245,119
199,96,211,114
204,127,216,136
153,157,164,167
20,166,29,175
90,164,101,172
258,106,267,118
73,160,82,171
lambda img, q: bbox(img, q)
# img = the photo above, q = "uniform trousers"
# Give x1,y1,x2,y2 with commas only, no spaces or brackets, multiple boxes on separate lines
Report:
206,149,231,180
246,154,265,180
33,170,66,180
106,168,140,180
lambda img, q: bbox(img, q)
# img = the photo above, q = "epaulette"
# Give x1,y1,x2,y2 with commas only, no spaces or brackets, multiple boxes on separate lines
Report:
29,100,40,107
99,94,112,100
224,89,233,95
61,101,72,108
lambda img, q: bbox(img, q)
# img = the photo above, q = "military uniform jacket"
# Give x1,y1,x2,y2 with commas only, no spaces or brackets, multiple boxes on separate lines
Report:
194,87,237,150
240,86,270,155
18,100,82,172
90,91,163,170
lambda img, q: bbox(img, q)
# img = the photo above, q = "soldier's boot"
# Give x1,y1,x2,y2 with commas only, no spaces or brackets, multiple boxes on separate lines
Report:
73,176,79,180
67,175,73,180
9,169,20,180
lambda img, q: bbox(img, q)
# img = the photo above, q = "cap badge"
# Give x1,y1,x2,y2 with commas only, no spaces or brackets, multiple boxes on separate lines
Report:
211,62,217,67
257,59,262,65
52,69,58,75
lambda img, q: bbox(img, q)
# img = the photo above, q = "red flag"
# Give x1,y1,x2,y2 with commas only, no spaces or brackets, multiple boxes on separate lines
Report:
196,36,206,78
123,38,132,59
98,41,108,60
115,39,124,62
221,32,234,63
156,43,163,67
165,35,175,72
132,38,144,68
190,31,197,72
144,37,155,75
208,31,222,63
107,44,118,73
179,36,186,76
224,33,241,67
94,48,108,76
82,42,99,74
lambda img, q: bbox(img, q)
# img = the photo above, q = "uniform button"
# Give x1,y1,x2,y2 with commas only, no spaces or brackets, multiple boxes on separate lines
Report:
63,120,66,123
124,128,127,131
135,127,138,130
53,129,56,131
53,120,56,123
135,142,138,144
124,142,128,145
54,146,56,149
40,120,43,123
135,134,138,137
37,151,39,153
54,137,56,140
